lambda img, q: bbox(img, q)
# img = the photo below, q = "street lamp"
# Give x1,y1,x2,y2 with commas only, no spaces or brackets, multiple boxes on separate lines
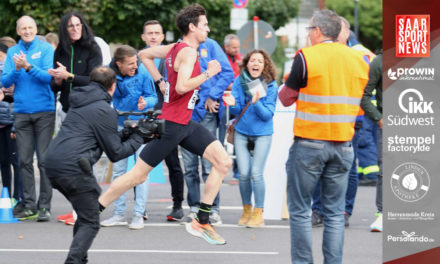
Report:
354,0,359,39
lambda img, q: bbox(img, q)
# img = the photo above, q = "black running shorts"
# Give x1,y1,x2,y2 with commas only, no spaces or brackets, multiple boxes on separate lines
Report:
139,120,216,167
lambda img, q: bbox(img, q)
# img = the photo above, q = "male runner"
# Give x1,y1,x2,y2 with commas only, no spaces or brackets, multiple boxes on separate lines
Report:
98,4,232,245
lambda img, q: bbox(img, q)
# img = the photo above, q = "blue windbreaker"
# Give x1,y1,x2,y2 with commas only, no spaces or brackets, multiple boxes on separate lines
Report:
192,38,234,123
1,38,54,114
229,78,278,136
110,59,157,126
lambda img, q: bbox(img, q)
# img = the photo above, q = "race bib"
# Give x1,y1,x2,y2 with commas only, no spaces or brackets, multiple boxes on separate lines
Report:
164,82,170,103
187,89,199,109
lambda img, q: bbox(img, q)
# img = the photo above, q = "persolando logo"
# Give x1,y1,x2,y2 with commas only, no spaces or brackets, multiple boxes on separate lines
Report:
387,67,435,80
387,231,435,243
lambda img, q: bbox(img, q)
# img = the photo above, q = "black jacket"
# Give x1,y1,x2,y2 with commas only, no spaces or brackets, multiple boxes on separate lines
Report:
51,41,103,112
45,82,143,181
361,53,382,123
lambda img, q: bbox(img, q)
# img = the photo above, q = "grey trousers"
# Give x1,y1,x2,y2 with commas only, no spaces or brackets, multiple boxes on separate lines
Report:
376,127,383,213
14,111,55,210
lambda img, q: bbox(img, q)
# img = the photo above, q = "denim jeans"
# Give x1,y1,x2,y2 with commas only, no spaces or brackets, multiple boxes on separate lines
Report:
357,116,379,180
218,109,227,145
312,126,360,216
286,138,353,264
182,112,219,213
234,131,272,208
112,144,148,217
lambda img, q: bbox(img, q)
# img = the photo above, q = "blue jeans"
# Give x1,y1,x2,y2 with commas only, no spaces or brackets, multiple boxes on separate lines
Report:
357,116,379,180
182,112,219,213
112,144,148,217
286,138,353,264
234,131,272,208
312,125,360,215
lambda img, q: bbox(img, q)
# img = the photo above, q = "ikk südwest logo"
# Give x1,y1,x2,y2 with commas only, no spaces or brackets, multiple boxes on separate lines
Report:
396,15,430,57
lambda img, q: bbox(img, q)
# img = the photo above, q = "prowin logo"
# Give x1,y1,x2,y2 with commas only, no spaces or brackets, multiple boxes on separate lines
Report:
398,88,433,114
387,67,435,80
387,231,435,243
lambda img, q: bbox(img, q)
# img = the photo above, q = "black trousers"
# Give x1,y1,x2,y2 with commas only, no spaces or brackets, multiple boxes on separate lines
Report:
49,175,100,264
14,112,55,210
0,124,23,201
164,147,184,208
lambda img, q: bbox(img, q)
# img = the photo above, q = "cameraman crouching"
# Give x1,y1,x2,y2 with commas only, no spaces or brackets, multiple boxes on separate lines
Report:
45,66,143,264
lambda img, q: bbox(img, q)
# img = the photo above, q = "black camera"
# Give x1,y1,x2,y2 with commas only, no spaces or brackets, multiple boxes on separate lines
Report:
117,109,165,142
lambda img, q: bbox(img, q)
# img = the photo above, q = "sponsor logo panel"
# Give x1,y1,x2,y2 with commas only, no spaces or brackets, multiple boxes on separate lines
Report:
387,67,435,81
395,15,430,57
387,211,435,221
387,231,435,243
390,162,430,203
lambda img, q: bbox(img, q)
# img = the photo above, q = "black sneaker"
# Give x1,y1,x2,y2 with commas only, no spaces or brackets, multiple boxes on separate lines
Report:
12,202,25,215
344,213,350,227
358,178,377,186
311,210,323,227
167,207,184,221
37,208,51,222
14,207,38,220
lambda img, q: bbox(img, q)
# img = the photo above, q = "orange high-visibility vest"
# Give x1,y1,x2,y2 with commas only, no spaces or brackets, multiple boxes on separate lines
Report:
294,43,369,141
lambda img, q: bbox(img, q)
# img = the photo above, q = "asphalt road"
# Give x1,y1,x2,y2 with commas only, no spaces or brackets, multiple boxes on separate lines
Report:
0,158,381,264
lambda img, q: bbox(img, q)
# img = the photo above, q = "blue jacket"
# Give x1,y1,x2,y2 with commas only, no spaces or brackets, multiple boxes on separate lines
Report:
1,38,54,114
109,59,157,126
230,78,278,136
0,101,14,126
192,38,234,123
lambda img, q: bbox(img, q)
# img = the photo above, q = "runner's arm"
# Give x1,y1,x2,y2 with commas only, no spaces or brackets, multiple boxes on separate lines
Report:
175,47,220,95
139,44,174,83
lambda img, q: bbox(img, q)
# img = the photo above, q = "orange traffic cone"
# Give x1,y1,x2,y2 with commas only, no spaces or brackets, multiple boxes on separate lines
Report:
0,187,19,223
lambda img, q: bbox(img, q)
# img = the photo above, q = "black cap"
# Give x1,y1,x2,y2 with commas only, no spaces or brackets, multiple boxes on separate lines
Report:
0,42,7,54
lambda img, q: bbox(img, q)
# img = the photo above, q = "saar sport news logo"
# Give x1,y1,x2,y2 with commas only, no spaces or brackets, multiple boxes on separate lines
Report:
391,162,430,203
396,15,430,57
387,231,435,243
387,67,435,81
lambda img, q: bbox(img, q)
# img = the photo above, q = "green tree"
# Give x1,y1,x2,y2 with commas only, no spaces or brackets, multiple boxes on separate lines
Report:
0,0,300,48
0,0,300,74
326,0,382,51
247,0,300,30
0,0,233,49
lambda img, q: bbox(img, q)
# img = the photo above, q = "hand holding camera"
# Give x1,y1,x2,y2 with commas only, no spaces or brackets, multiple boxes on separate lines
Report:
118,109,165,143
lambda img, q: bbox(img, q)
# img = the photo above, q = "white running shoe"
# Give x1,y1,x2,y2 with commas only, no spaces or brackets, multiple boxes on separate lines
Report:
370,212,383,232
128,215,144,230
209,212,223,226
100,214,128,227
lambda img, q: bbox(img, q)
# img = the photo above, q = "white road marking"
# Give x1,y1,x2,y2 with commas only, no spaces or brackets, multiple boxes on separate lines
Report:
0,249,279,255
142,223,289,229
167,205,244,210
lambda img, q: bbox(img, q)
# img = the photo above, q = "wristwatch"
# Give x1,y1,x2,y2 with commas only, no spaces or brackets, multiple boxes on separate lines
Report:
155,77,164,85
204,71,210,80
66,73,74,82
25,65,33,72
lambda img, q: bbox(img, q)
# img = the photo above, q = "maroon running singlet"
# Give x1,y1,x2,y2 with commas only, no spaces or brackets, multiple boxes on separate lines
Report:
159,41,201,124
